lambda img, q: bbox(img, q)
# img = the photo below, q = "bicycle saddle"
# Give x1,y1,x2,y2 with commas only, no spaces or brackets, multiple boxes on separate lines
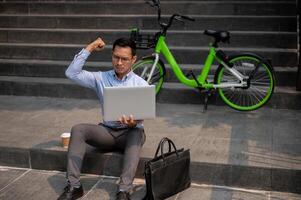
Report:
204,30,230,43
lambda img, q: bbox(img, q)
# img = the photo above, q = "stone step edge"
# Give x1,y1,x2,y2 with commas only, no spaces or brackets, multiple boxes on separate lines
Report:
0,28,297,35
0,1,296,4
0,43,297,53
0,75,299,93
0,76,300,110
0,58,298,70
1,0,296,2
0,145,300,194
1,59,298,87
0,14,296,18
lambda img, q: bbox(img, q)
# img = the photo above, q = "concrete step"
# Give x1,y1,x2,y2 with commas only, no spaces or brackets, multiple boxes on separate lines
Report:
0,59,297,87
0,28,297,49
0,75,300,110
0,43,297,67
0,1,297,16
1,0,297,1
1,167,301,200
0,15,296,32
159,0,295,2
1,147,301,196
0,95,300,194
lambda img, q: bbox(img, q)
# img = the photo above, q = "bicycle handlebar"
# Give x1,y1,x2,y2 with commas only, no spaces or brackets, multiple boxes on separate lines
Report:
180,15,195,22
164,14,195,31
146,0,195,34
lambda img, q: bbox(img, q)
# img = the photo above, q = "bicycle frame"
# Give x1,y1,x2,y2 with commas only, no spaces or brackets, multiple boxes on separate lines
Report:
132,0,275,111
148,35,248,89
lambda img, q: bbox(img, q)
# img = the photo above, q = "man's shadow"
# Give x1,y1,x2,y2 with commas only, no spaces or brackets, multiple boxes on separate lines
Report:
47,172,146,200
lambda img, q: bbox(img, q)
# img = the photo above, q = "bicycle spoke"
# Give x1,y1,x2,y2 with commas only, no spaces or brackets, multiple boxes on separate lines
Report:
234,91,242,106
253,73,269,82
141,65,150,77
150,71,161,84
249,88,262,103
251,86,267,99
225,90,236,102
252,80,270,86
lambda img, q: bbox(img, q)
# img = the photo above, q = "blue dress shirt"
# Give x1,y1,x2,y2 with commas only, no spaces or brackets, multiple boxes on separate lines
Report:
66,48,148,129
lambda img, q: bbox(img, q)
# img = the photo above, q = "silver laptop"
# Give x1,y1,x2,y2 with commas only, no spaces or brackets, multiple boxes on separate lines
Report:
103,85,156,121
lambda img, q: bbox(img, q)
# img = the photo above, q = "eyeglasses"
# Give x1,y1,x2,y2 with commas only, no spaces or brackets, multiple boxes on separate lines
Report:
112,55,132,63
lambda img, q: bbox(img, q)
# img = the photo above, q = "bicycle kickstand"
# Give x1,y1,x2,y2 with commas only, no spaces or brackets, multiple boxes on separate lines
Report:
204,88,217,112
203,90,211,113
187,70,213,113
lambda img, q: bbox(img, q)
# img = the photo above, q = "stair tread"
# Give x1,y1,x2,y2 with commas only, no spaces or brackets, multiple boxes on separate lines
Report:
0,28,297,35
0,58,108,67
0,42,297,53
0,75,299,94
0,1,296,4
0,14,296,18
0,58,298,71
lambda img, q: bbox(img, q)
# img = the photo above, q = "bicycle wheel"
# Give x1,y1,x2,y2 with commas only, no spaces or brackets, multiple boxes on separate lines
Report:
132,57,166,94
214,54,275,111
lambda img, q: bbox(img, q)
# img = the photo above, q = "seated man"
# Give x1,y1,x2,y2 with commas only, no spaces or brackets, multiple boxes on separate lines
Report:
58,37,148,200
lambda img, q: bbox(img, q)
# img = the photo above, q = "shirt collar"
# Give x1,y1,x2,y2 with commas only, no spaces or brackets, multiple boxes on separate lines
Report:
112,70,134,81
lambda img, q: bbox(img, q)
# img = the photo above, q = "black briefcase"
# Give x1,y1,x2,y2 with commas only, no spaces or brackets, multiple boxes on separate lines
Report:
143,137,191,200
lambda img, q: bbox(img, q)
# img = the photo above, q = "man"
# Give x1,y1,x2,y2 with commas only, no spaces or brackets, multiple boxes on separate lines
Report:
58,37,148,200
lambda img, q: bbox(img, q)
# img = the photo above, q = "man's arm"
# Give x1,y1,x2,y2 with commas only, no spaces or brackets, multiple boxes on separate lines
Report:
65,38,106,89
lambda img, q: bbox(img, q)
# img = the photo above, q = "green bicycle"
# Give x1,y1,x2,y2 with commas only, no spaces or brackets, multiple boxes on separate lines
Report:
131,0,275,111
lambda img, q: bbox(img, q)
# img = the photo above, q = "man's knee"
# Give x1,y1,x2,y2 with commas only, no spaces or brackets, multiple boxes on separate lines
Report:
70,123,88,139
129,128,146,146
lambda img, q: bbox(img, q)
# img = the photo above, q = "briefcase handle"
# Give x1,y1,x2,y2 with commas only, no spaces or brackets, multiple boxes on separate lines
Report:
154,137,171,156
154,137,179,160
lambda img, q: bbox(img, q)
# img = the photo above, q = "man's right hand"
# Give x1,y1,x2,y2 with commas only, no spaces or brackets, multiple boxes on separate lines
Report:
85,37,106,53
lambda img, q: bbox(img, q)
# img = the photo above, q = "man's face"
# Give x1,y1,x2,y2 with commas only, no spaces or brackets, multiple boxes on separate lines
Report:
112,46,136,79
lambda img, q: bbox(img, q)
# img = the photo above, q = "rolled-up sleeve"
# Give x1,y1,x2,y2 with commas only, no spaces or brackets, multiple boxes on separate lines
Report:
65,48,97,90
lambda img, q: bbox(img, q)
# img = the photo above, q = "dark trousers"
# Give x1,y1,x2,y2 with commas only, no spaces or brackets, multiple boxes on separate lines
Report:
66,123,146,192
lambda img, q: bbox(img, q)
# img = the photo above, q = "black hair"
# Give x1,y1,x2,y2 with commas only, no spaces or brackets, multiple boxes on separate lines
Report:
112,38,136,56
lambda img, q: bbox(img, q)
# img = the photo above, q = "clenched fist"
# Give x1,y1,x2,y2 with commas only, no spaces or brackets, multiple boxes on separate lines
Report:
85,37,106,53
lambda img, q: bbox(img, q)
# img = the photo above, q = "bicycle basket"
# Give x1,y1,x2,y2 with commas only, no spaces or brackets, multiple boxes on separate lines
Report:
130,28,156,49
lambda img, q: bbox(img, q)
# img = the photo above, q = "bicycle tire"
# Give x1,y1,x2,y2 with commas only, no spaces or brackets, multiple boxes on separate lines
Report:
132,57,166,94
214,54,275,111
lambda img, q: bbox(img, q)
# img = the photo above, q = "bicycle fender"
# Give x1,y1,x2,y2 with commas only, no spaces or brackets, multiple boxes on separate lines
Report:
214,52,274,84
141,55,156,60
227,53,274,70
136,56,167,77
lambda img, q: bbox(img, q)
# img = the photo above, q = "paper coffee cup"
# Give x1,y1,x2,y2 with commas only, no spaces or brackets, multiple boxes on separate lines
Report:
61,132,70,148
